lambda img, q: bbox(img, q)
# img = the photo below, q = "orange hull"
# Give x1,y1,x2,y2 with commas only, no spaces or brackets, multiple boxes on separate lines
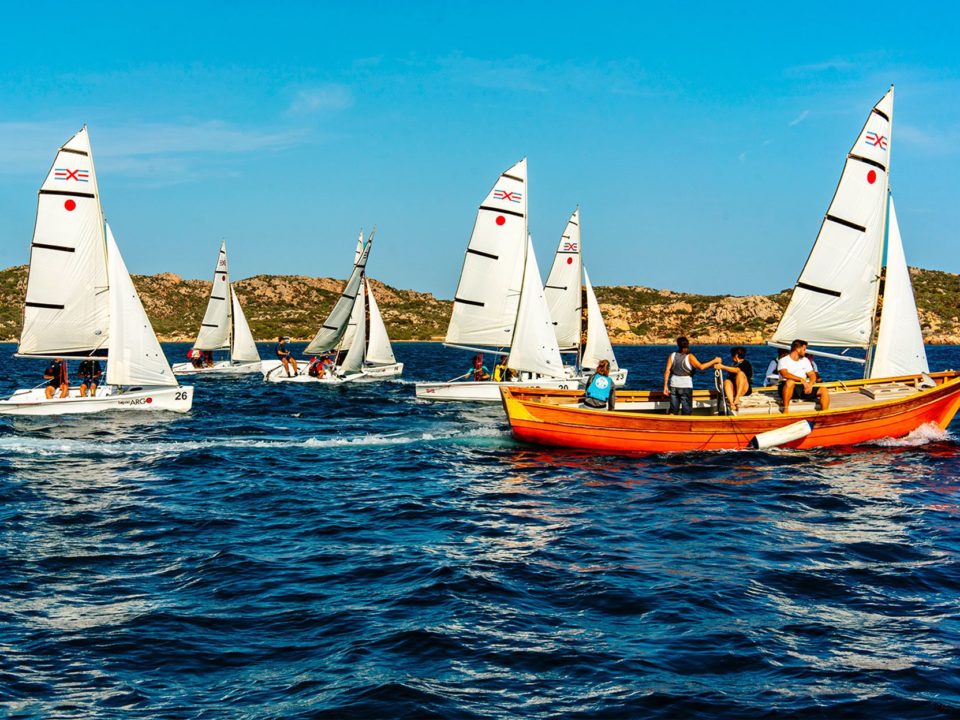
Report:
501,372,960,454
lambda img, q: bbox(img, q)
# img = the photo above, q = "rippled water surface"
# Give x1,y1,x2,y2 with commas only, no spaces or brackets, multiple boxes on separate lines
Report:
2,342,959,718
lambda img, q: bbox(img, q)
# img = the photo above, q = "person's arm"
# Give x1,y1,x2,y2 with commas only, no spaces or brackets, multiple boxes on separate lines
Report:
689,353,721,371
716,363,741,374
663,356,672,394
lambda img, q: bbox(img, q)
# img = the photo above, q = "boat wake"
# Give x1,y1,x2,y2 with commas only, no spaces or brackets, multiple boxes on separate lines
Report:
872,422,953,447
0,426,508,458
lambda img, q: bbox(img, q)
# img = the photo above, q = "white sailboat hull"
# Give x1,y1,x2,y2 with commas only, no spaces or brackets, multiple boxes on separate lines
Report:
566,366,629,387
0,385,194,416
415,378,574,402
260,360,403,384
172,360,262,376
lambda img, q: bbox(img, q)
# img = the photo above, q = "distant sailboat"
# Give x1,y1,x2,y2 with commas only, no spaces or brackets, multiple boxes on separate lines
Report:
414,159,574,402
172,240,261,375
0,127,193,415
543,207,628,387
261,229,403,383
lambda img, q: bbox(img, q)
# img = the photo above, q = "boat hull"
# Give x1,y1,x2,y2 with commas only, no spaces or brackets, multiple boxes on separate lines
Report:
501,372,960,453
0,385,194,416
172,360,261,376
260,360,403,384
416,378,576,402
568,367,628,387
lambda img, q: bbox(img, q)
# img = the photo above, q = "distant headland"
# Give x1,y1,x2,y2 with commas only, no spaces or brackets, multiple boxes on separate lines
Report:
1,265,958,344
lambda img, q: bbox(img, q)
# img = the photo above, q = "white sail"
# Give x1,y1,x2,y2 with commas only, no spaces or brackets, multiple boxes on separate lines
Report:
19,127,110,358
870,196,928,378
229,286,260,363
581,269,619,371
104,223,177,387
340,283,366,374
305,237,372,354
445,158,528,348
507,236,564,377
353,228,364,264
544,207,583,351
772,86,894,348
194,240,231,350
366,281,396,365
339,277,365,352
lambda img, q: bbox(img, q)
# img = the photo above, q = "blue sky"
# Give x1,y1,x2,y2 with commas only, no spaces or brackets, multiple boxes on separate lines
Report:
0,2,957,298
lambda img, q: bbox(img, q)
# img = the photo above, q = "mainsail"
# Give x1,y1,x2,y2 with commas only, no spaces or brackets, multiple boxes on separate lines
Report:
105,223,178,387
340,282,367,374
581,269,619,371
445,158,528,349
506,236,564,377
305,235,372,354
194,240,232,351
544,207,583,351
772,86,895,349
19,126,110,358
870,196,928,377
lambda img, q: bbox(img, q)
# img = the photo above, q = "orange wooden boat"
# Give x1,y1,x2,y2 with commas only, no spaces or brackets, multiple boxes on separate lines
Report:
500,372,960,454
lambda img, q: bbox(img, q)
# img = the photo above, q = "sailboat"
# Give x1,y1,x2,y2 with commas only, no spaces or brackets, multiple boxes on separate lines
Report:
0,127,193,415
500,87,960,452
543,207,628,387
261,229,403,383
171,240,261,375
414,159,574,402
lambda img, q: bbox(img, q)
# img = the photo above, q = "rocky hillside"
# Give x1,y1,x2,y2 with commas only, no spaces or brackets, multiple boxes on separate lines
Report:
1,265,958,344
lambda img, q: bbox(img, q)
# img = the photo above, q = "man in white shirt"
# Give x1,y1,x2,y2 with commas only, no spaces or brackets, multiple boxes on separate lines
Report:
778,339,830,413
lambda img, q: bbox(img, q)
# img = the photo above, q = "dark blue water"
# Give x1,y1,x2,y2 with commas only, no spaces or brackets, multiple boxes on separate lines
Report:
2,342,959,718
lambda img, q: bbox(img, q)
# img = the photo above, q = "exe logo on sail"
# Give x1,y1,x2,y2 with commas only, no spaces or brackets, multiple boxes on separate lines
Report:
54,168,90,182
864,131,887,150
493,189,522,203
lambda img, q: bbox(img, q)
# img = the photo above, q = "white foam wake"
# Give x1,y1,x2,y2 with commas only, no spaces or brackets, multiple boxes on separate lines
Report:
872,422,953,447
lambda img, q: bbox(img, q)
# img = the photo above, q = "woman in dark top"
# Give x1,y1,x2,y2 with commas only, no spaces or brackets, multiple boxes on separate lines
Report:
718,346,753,413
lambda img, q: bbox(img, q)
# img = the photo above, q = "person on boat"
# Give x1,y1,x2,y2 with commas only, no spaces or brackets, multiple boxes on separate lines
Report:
717,346,753,413
470,354,491,381
307,357,325,378
276,336,299,377
778,339,830,413
663,337,721,415
765,349,788,386
583,359,616,410
492,355,511,382
188,348,204,369
808,355,822,383
321,353,336,376
43,358,69,400
77,359,102,398
202,351,214,368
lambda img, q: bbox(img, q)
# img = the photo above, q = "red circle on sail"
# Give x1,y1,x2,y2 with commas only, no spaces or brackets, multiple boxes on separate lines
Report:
64,199,76,211
495,216,506,226
567,257,573,265
867,170,877,184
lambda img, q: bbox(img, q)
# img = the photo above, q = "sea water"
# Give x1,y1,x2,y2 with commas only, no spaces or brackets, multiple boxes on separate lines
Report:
1,342,958,718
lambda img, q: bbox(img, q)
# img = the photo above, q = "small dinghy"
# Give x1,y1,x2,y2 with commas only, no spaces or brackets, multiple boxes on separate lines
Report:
262,229,403,384
0,127,192,415
172,240,261,376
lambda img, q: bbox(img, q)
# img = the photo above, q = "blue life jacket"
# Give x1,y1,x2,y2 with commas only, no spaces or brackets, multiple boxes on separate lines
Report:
585,374,612,402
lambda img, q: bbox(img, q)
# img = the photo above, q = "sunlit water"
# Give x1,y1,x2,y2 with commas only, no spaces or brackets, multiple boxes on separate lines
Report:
2,343,959,718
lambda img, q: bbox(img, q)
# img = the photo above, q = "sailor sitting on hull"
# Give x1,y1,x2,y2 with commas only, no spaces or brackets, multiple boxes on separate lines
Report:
78,359,102,398
778,339,830,413
44,358,69,400
275,336,299,378
583,359,616,410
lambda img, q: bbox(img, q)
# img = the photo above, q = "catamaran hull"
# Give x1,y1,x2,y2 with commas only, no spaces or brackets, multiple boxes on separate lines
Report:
415,378,576,402
501,372,960,454
0,385,194,416
260,360,403,384
172,360,262,376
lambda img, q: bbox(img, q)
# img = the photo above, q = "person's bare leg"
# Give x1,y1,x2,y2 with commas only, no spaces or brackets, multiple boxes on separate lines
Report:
781,380,795,413
45,386,54,400
723,379,735,410
291,358,299,374
80,383,88,398
91,383,98,398
818,387,830,411
734,373,749,408
59,383,69,399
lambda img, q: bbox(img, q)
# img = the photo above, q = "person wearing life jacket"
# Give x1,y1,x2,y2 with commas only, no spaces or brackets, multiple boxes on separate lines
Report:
43,357,69,400
492,355,512,382
77,358,102,398
662,336,721,415
469,353,490,381
583,359,616,410
187,348,203,369
307,357,324,378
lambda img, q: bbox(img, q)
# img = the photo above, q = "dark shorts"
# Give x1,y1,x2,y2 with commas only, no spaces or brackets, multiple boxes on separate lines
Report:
783,383,819,401
583,396,607,409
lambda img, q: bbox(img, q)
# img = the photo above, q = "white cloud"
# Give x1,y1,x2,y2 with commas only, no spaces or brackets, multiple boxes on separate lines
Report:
286,85,354,115
788,110,810,127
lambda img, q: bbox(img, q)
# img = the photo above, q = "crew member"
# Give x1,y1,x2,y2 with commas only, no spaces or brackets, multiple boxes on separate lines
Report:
276,336,299,377
77,358,102,398
583,359,616,410
43,358,69,400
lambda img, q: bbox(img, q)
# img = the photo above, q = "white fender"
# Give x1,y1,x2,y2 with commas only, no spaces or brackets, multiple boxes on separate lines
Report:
749,420,813,450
